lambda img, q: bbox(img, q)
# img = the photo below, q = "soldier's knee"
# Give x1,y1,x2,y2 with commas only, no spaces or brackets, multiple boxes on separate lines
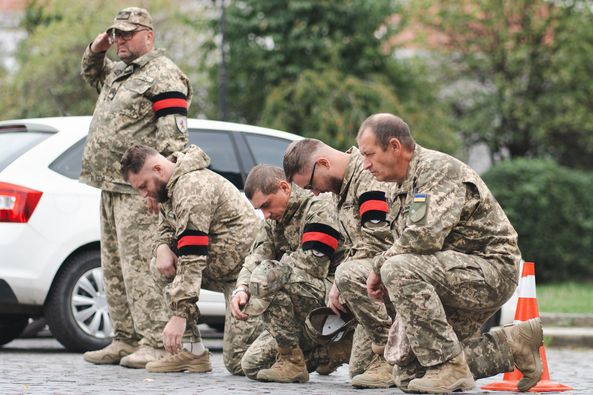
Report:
223,354,244,376
240,358,259,380
335,259,367,289
381,254,421,286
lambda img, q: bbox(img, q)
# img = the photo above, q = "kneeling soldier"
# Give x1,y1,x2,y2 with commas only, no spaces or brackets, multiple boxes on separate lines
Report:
230,165,344,383
121,144,263,374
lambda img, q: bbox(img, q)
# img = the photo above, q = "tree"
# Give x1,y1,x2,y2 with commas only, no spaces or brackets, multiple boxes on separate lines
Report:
402,0,593,169
0,0,211,120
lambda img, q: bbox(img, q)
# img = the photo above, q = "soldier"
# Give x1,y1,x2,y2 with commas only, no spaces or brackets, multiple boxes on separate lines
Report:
120,144,263,374
80,7,192,368
357,113,544,393
283,139,397,388
230,165,346,383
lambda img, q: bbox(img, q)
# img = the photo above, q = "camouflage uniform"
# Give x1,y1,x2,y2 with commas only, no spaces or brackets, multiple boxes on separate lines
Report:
377,144,521,382
333,147,397,376
239,187,343,379
156,145,263,375
80,46,192,348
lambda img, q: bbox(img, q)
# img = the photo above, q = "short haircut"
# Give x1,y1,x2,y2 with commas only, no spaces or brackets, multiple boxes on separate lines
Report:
357,113,416,151
244,164,286,200
120,144,159,181
283,138,323,182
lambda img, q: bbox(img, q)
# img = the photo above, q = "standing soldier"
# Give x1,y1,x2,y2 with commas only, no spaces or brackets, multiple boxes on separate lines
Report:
80,7,192,368
230,165,348,383
357,113,543,393
283,139,397,388
120,144,263,374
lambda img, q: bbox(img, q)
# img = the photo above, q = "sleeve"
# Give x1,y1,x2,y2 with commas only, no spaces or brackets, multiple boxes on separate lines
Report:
154,206,176,255
279,200,341,279
352,176,394,259
80,44,114,93
147,66,194,157
236,222,276,287
373,167,466,272
166,179,214,318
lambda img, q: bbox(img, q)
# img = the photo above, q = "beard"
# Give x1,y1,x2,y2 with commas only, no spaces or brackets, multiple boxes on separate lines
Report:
155,179,169,203
327,175,343,194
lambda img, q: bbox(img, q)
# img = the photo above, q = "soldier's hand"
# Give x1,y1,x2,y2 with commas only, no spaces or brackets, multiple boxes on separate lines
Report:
90,32,112,53
163,315,186,354
155,244,177,277
328,282,347,316
230,289,250,320
146,197,160,215
367,271,385,301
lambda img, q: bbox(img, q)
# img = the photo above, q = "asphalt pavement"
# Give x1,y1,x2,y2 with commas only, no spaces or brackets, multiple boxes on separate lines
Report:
0,336,590,394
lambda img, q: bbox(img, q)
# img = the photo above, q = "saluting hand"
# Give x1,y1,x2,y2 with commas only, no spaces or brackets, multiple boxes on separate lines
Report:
90,32,112,53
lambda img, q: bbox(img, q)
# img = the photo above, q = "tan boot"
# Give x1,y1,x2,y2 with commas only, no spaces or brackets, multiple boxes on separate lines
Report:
145,350,212,373
408,351,474,393
351,345,395,388
503,318,544,392
83,340,138,365
120,345,169,368
316,329,353,375
256,346,309,383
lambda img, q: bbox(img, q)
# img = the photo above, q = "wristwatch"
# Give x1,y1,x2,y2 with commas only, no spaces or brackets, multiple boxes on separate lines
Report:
232,287,248,297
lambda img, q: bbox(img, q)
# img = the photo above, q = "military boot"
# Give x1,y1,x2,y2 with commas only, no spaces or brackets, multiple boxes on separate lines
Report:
83,340,138,365
145,350,212,373
408,351,474,393
256,345,309,383
503,318,544,392
120,345,169,368
351,345,395,388
316,330,353,375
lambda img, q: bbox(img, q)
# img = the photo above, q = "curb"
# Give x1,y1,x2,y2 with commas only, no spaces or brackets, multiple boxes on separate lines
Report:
544,327,593,348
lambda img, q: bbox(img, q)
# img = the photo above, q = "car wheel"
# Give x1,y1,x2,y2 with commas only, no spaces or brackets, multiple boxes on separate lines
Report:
44,250,112,352
0,314,29,346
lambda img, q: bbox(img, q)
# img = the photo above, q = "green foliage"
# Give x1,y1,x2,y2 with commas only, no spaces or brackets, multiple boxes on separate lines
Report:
404,0,593,170
0,0,210,120
483,159,593,282
538,282,593,314
260,68,458,153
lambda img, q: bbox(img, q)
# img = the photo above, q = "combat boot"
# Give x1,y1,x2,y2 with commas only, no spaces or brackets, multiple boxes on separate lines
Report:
145,350,212,373
83,340,138,365
120,345,169,368
316,330,353,375
408,351,474,393
351,345,395,388
503,318,544,392
256,345,309,383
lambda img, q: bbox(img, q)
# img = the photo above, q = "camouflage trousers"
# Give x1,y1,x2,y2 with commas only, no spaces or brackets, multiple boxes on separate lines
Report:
381,250,518,381
335,258,393,375
100,191,171,348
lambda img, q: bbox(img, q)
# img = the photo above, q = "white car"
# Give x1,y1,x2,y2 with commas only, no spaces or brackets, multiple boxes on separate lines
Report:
0,116,300,352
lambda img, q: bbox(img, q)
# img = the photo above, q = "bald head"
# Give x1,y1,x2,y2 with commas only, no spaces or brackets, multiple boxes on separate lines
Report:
357,113,415,152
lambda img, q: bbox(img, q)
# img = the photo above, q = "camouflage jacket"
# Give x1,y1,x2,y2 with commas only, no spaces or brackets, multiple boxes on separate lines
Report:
157,145,261,318
80,46,192,193
374,144,521,272
237,186,343,287
337,147,397,260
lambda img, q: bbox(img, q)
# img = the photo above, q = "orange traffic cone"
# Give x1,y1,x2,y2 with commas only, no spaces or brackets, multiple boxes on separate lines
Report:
482,261,573,392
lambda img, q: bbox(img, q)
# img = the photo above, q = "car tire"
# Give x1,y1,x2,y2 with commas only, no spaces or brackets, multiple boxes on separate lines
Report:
0,314,29,346
44,250,112,352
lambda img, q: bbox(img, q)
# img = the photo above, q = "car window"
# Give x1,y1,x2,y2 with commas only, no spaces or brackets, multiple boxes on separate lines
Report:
189,129,243,190
49,137,86,180
0,132,51,172
243,134,292,168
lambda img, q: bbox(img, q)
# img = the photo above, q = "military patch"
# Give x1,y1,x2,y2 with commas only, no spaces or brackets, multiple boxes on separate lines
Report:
302,223,340,257
177,229,208,256
358,190,389,224
408,193,429,224
150,91,188,118
175,115,187,134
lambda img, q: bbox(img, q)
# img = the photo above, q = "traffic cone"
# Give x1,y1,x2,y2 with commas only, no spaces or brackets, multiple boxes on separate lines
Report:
482,261,573,392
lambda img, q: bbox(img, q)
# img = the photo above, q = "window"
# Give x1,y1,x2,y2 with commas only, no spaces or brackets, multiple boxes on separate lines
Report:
189,130,243,190
49,137,86,180
243,134,292,168
0,132,51,172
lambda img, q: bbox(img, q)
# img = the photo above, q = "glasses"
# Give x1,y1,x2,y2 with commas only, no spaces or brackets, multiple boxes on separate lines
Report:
304,162,318,190
111,28,150,42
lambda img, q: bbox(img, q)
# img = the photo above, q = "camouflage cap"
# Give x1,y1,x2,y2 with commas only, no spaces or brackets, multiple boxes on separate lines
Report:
243,260,291,316
107,7,153,33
